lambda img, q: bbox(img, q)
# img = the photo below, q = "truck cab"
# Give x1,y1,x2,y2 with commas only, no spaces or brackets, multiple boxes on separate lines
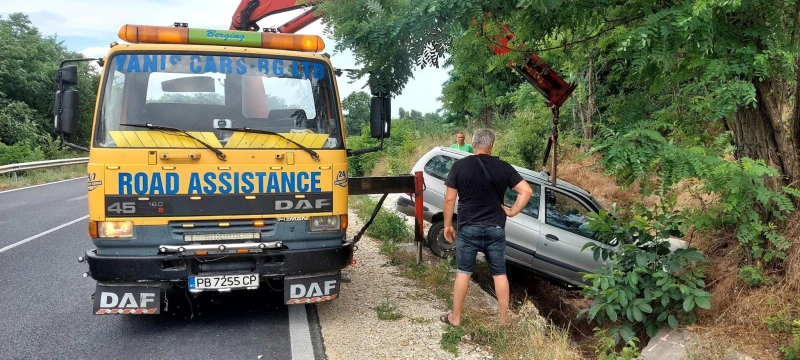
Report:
53,24,391,314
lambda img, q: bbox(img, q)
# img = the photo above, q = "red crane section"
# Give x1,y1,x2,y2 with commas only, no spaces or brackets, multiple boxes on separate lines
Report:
229,0,324,32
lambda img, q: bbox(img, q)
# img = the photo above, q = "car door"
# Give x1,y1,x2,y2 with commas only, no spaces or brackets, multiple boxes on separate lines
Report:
502,181,542,265
533,187,614,285
421,154,458,214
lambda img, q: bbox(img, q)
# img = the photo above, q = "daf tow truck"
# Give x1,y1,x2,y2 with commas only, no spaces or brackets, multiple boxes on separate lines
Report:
54,22,426,315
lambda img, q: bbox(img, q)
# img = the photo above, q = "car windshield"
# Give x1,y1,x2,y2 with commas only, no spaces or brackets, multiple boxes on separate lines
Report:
94,53,342,149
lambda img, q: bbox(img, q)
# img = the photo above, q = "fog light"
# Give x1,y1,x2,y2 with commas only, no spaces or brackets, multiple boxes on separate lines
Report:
98,221,134,238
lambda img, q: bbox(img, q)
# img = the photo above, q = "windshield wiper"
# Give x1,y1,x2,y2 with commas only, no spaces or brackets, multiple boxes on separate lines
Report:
120,123,227,161
221,127,320,162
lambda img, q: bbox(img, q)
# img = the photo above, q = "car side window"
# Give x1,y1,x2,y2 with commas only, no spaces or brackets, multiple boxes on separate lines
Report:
544,188,596,239
504,182,541,218
423,155,457,180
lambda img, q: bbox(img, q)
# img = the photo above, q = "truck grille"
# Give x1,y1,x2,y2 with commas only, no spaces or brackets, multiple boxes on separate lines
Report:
169,219,278,242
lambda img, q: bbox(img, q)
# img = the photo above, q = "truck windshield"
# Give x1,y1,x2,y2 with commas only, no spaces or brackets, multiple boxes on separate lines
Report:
94,53,342,150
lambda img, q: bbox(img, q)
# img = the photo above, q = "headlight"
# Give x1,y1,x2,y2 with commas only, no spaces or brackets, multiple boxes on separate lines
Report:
309,216,340,232
98,221,134,238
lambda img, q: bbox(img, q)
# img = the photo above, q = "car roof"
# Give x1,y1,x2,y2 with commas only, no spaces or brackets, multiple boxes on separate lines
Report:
427,146,593,198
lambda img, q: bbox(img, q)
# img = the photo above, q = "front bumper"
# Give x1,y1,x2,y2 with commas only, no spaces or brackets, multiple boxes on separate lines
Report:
85,241,354,283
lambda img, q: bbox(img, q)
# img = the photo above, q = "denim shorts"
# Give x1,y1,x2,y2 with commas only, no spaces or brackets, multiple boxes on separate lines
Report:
455,224,506,276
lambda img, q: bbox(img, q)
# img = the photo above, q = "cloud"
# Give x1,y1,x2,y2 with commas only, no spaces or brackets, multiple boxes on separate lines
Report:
3,0,449,117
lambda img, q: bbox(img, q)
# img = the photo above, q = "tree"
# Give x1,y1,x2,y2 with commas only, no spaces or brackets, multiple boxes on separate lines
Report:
0,12,100,154
342,91,371,136
317,0,800,193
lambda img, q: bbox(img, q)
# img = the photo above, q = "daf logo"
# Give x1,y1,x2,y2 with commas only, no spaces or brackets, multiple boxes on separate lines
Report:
275,199,332,211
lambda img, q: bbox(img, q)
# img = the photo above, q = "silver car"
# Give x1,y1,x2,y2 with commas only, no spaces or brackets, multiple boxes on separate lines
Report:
395,146,620,287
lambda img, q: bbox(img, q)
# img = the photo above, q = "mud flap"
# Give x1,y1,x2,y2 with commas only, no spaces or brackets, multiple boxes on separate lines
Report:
93,284,161,315
284,272,340,304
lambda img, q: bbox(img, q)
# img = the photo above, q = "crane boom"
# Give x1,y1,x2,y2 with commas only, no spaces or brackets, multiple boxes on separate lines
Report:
230,0,323,32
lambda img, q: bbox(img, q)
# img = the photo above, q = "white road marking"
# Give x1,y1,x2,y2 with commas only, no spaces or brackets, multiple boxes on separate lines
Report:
288,304,315,360
0,216,89,254
0,177,84,195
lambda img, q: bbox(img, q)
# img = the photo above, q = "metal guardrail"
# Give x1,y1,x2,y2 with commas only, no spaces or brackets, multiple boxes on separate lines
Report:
0,158,89,179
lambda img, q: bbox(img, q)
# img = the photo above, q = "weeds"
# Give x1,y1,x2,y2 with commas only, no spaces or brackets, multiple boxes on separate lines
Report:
375,299,404,321
0,164,85,190
765,311,795,334
440,325,466,355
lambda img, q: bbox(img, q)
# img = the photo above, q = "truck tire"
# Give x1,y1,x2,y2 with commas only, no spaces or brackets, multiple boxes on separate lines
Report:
428,221,455,259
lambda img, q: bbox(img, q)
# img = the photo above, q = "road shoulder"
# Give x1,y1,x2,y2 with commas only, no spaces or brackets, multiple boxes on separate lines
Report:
315,209,494,360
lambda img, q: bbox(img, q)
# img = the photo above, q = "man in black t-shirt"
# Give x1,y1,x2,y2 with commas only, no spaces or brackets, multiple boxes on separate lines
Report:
439,129,533,327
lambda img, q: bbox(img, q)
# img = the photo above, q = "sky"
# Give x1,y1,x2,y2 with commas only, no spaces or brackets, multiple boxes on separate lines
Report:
0,0,451,118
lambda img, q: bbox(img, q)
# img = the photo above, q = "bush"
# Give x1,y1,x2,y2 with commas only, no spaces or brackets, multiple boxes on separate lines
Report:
738,265,769,288
0,141,45,165
579,200,711,346
781,320,800,359
590,124,795,264
350,195,412,243
494,112,551,170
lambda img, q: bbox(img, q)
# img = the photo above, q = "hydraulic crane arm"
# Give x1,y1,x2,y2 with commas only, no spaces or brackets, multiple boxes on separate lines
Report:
229,0,323,32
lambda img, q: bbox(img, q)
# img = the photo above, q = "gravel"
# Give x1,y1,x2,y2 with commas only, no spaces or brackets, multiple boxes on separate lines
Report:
316,206,495,360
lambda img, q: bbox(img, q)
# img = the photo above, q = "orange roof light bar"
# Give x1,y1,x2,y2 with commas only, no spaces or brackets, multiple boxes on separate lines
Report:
118,24,324,52
118,24,189,44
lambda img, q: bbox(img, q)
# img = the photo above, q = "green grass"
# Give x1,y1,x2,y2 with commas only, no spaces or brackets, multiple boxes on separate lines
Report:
374,299,405,321
0,164,86,191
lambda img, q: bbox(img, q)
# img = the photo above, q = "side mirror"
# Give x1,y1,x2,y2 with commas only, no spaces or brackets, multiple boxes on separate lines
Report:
609,238,619,247
369,96,391,139
55,65,79,86
54,89,79,135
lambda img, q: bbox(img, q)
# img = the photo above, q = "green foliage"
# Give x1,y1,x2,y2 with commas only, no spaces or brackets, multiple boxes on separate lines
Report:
346,127,381,177
440,325,466,356
493,108,552,170
589,123,795,263
350,195,412,243
0,13,100,158
738,265,770,288
593,329,641,360
374,299,404,320
764,311,795,334
781,320,800,360
342,91,371,136
0,142,45,165
579,201,710,347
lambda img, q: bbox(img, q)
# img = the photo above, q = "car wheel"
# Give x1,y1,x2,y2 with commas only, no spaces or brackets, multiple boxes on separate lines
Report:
428,221,455,259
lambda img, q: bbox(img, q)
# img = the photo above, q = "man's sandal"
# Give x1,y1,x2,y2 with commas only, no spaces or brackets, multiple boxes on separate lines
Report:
440,312,458,326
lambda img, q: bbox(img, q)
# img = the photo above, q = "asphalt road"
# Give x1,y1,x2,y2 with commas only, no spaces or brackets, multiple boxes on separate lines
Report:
0,178,325,360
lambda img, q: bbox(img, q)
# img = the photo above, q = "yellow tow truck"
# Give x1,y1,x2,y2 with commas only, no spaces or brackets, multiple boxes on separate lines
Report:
53,22,422,315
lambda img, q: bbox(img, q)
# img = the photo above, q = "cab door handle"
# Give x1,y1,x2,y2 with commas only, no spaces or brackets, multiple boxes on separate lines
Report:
545,234,559,242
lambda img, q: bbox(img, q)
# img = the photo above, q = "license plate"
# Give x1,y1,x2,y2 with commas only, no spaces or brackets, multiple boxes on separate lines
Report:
188,274,259,292
284,273,340,304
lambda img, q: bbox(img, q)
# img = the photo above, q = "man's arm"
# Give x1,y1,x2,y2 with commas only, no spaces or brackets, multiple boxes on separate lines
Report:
503,179,533,217
443,186,458,243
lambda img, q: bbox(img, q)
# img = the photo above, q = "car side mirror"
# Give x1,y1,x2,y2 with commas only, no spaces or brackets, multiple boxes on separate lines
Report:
54,89,79,136
608,238,619,246
369,95,391,139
